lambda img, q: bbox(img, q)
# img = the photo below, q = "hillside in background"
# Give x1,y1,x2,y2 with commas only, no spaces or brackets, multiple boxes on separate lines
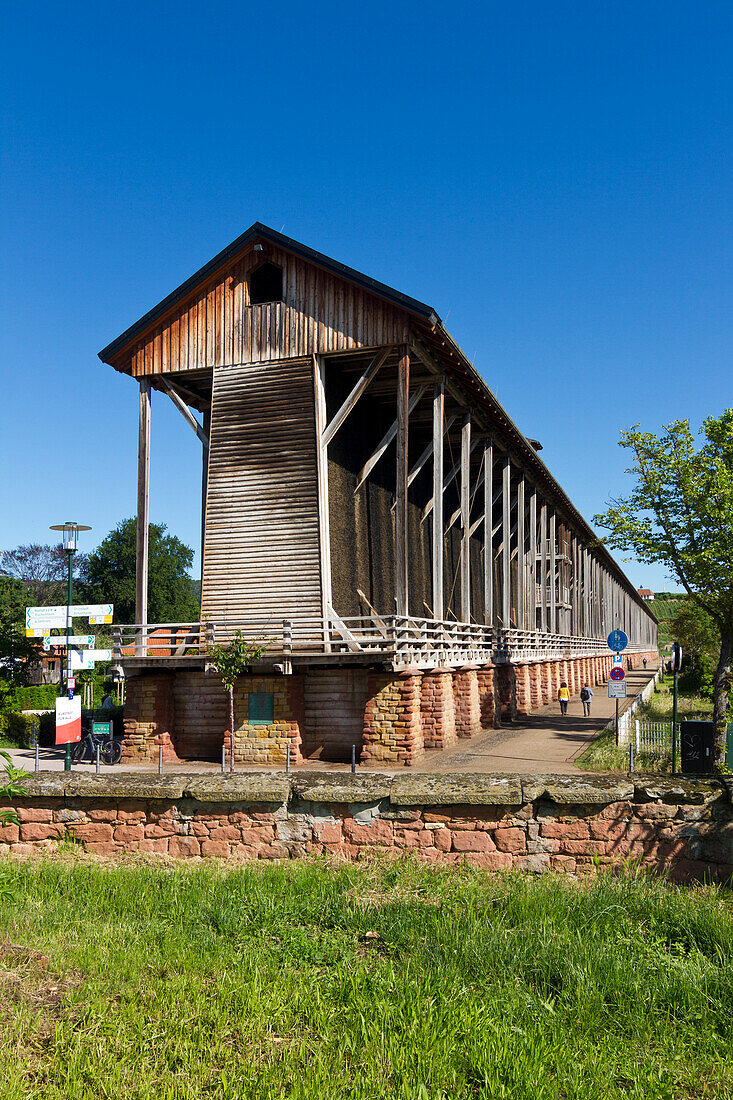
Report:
648,593,686,651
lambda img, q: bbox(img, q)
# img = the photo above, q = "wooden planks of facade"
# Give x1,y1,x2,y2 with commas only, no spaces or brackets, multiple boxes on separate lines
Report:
200,358,323,631
116,246,410,377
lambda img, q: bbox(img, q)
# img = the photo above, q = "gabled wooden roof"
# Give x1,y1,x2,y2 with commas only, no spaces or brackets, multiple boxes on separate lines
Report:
98,222,440,363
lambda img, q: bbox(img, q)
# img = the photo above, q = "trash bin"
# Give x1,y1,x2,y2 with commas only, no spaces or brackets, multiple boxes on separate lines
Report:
680,721,715,774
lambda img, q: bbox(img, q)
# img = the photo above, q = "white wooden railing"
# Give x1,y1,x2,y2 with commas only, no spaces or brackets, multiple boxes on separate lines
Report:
112,615,651,671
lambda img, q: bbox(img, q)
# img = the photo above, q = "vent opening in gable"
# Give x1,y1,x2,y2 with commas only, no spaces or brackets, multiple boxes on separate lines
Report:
249,262,283,304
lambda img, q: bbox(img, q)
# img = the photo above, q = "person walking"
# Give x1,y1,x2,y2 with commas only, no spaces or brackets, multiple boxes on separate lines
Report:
580,684,593,716
558,681,570,716
643,658,647,670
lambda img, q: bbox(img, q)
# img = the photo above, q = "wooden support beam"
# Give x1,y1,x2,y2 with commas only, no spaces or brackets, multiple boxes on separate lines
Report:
549,510,557,632
322,346,391,448
200,407,211,585
517,475,525,628
395,347,410,617
159,377,209,446
432,380,445,620
483,441,493,624
529,486,537,631
502,457,511,626
460,413,471,622
422,435,481,521
355,384,425,490
407,414,456,490
136,380,151,647
537,503,541,633
313,357,333,632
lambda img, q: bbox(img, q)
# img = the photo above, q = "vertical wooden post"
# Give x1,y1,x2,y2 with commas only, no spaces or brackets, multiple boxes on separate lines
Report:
549,509,557,633
396,347,410,618
136,379,151,653
460,413,471,622
540,501,548,632
313,357,333,647
483,440,493,624
432,380,444,621
529,486,537,631
517,475,525,629
200,407,211,595
502,457,511,626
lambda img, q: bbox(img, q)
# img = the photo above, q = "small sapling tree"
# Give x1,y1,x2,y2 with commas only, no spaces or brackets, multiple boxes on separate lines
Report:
595,410,733,760
209,632,268,771
0,750,28,828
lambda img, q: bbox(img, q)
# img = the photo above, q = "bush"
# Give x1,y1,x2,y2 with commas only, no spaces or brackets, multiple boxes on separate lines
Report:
7,684,59,710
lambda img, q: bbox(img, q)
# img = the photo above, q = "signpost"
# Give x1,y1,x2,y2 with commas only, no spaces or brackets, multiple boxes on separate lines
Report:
670,643,683,775
607,629,629,745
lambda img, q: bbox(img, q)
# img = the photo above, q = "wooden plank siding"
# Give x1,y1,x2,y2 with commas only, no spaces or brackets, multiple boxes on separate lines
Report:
200,358,323,627
118,246,410,377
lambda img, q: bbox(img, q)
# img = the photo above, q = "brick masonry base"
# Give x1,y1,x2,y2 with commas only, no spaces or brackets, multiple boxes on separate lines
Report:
2,771,730,884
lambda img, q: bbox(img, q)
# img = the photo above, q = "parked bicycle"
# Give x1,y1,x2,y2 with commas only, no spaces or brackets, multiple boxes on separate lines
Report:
71,718,122,766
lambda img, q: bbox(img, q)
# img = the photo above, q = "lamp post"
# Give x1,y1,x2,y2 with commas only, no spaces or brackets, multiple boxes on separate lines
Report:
50,522,91,772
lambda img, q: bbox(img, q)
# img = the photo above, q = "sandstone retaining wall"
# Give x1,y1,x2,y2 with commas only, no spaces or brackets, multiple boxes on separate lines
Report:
3,770,730,883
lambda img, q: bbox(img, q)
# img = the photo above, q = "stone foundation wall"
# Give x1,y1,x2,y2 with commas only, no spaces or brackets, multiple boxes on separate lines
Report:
121,651,659,768
3,771,730,883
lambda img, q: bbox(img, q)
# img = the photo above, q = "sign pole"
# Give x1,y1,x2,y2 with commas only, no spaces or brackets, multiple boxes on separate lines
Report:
672,668,678,776
64,546,73,772
615,697,619,747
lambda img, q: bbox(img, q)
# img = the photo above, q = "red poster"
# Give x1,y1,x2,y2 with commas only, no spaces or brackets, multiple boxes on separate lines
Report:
55,696,82,745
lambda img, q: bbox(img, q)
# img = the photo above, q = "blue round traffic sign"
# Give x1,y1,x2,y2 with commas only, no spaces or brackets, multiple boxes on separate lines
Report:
607,629,628,652
610,666,625,681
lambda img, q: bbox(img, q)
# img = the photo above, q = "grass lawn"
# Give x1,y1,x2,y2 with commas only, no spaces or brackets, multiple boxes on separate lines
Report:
0,858,732,1099
576,675,715,774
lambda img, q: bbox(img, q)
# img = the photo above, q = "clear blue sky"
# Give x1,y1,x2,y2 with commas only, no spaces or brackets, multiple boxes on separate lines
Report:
2,1,731,593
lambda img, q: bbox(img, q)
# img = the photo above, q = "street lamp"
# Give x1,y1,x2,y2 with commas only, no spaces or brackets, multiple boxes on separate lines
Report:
50,522,91,771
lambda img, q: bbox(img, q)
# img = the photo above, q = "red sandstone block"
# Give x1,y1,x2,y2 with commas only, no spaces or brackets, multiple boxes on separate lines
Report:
210,825,242,843
589,820,628,843
493,828,527,854
69,823,114,843
201,840,230,858
625,823,658,842
635,803,678,821
87,809,120,823
314,822,342,844
540,821,590,840
139,838,170,854
240,826,275,845
168,836,201,858
343,820,393,845
84,842,123,856
460,851,512,870
434,829,452,852
559,839,607,855
16,808,54,824
0,824,19,843
550,855,577,873
20,823,63,842
600,802,634,820
452,831,495,853
145,822,178,838
258,844,289,859
114,824,145,844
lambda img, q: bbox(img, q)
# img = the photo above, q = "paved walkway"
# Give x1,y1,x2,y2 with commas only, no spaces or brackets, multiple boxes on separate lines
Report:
420,664,659,774
8,663,659,777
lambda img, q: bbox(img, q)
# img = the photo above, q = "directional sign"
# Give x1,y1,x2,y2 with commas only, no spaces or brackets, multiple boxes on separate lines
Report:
26,604,113,628
26,606,67,629
607,629,628,653
43,635,95,650
67,648,112,670
608,681,627,699
610,666,625,681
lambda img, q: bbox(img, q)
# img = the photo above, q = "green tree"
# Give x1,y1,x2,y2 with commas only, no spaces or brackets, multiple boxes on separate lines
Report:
670,600,718,695
594,410,733,759
0,578,41,711
209,632,269,771
86,519,200,623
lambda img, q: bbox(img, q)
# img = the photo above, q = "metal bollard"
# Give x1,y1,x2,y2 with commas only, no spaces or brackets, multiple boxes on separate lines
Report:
34,740,39,773
629,740,635,773
96,743,101,774
286,743,290,772
351,744,356,774
221,743,226,774
158,744,163,775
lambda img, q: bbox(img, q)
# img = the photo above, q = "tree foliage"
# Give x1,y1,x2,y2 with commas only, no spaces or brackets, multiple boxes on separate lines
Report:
0,580,41,711
594,410,733,754
85,519,199,623
0,544,88,607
